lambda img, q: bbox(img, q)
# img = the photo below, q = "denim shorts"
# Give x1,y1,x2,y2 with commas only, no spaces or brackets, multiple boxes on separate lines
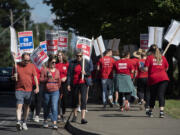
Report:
15,90,32,105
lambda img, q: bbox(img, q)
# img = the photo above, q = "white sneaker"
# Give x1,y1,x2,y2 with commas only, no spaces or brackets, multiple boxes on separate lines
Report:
34,116,39,123
16,121,22,131
77,106,81,112
22,123,28,130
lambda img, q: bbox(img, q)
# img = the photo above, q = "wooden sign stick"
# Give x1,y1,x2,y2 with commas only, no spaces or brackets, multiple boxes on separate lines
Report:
97,38,103,57
154,27,157,45
163,25,180,56
82,56,85,80
12,53,18,81
111,38,115,50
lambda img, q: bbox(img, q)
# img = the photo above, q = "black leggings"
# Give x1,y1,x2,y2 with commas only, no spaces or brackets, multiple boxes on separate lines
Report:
137,78,150,108
119,92,131,106
30,85,43,116
72,83,87,110
149,81,168,108
58,81,68,115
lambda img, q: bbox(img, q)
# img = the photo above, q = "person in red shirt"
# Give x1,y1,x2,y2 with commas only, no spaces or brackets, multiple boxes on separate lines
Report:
29,65,44,123
136,51,150,112
114,50,135,111
40,55,61,129
56,51,69,122
97,49,115,108
12,53,39,131
67,50,91,124
144,44,169,118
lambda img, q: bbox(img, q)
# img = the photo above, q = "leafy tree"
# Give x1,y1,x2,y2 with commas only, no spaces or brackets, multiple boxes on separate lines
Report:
44,0,180,44
30,23,54,48
0,0,31,67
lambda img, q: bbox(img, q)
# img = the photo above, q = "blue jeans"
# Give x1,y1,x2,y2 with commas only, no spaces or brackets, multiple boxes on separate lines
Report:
43,90,59,122
101,79,113,104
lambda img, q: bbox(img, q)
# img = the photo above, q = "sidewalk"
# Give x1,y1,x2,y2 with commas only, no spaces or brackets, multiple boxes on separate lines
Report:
66,104,180,135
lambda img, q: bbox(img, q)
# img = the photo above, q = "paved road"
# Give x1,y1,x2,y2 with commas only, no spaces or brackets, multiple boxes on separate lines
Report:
0,95,71,135
1,95,180,135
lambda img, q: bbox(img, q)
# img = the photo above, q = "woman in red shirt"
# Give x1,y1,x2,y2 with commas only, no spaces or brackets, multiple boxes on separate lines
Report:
114,51,135,111
67,50,91,124
137,51,150,112
144,45,169,118
40,55,61,129
56,51,69,122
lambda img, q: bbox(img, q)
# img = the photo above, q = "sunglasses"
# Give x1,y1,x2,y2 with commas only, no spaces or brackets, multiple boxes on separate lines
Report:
23,60,30,62
52,61,56,64
76,55,82,57
58,55,62,57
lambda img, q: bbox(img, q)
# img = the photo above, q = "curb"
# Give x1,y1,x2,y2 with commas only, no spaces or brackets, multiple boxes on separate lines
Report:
65,121,100,135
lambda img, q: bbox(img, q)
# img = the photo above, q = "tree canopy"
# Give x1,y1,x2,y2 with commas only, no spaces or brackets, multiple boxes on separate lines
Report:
44,0,180,45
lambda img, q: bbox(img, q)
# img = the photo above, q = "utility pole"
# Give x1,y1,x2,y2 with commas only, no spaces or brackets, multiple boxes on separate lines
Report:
36,23,39,46
9,9,13,26
23,17,26,31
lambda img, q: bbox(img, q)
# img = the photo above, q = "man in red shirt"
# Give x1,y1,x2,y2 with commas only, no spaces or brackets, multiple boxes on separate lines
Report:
12,53,39,131
97,49,115,108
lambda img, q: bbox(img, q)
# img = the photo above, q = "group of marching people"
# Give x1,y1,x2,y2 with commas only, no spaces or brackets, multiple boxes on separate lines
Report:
97,44,169,118
13,44,169,131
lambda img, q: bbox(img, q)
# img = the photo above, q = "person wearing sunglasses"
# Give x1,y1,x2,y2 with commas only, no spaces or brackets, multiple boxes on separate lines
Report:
40,55,61,129
67,49,91,124
12,52,39,131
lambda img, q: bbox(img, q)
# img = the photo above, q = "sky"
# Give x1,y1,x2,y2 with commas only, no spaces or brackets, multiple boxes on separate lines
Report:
25,0,55,25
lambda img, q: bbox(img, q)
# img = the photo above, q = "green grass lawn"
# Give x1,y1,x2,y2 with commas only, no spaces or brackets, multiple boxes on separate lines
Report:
165,100,180,119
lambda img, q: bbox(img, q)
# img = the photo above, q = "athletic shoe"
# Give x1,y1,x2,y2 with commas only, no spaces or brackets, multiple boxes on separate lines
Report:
139,101,145,110
120,106,124,112
61,116,67,123
43,121,49,128
71,116,77,123
109,101,114,108
52,124,58,130
77,106,81,112
148,110,153,118
114,102,120,107
22,123,28,131
81,119,88,124
159,111,165,118
133,97,139,104
145,108,150,116
34,116,40,123
16,121,22,131
124,100,130,111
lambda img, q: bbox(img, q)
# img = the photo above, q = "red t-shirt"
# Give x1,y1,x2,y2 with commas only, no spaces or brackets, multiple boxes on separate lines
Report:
97,56,115,79
114,58,133,75
137,59,148,78
144,55,169,86
129,58,138,79
16,63,37,92
32,65,41,86
56,62,69,79
73,64,85,84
